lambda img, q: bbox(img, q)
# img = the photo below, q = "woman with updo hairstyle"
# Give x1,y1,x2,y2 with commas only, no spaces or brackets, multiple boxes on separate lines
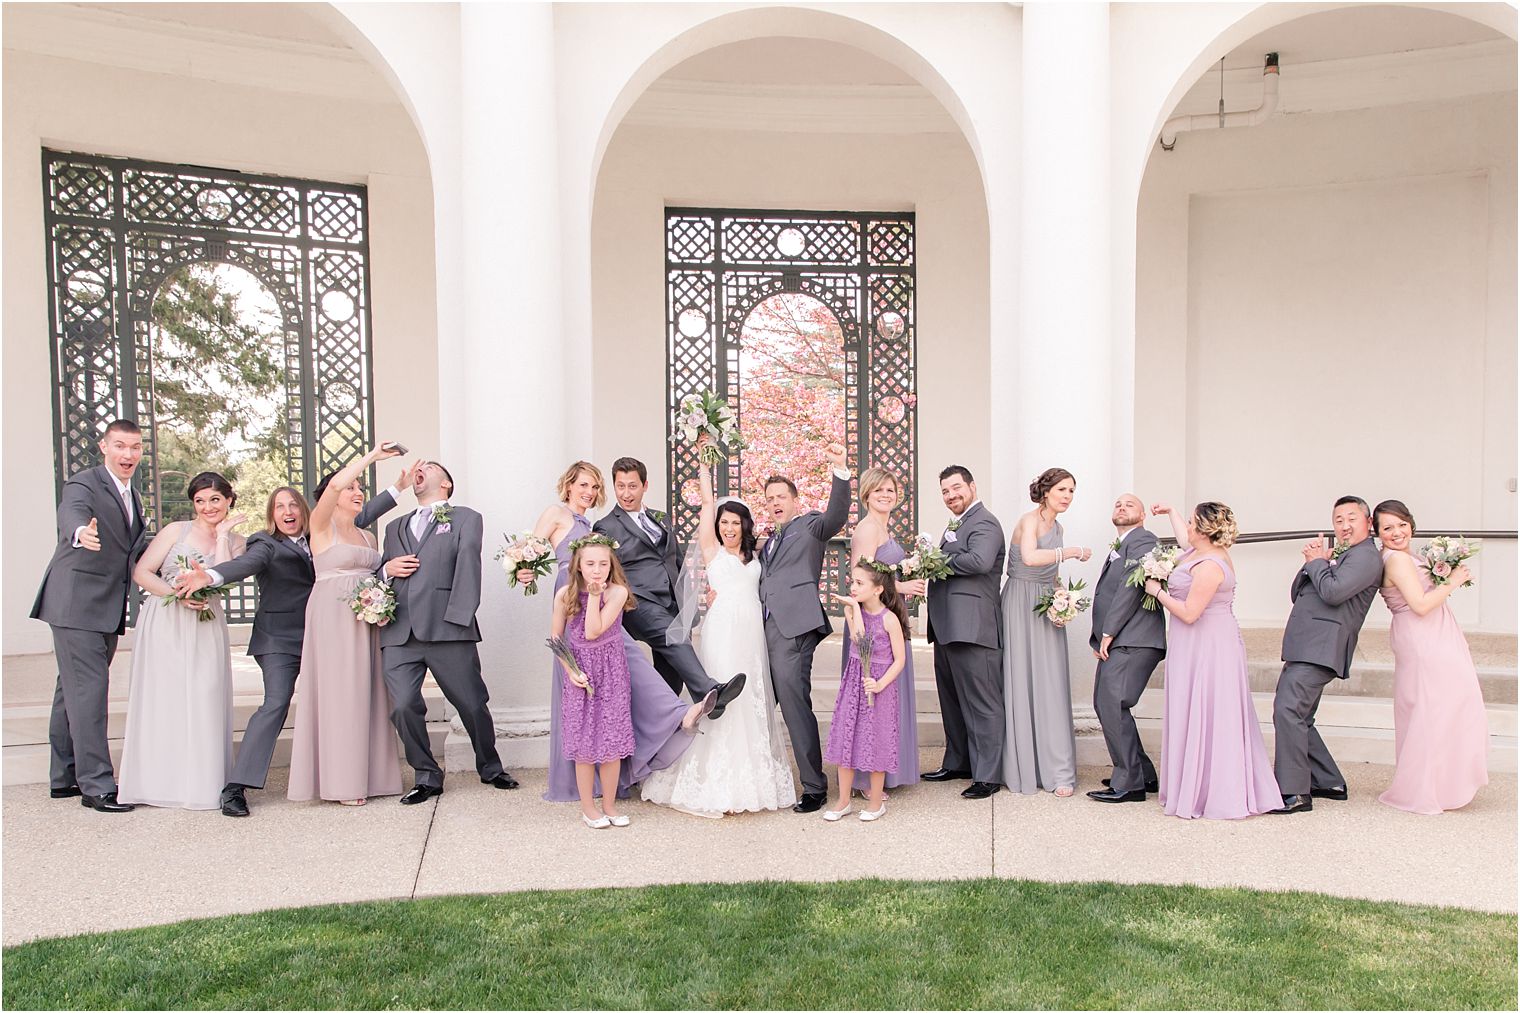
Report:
1372,499,1488,813
1144,501,1281,819
119,471,248,809
1000,467,1093,796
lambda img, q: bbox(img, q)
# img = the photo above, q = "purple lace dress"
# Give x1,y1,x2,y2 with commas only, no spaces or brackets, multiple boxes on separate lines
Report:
543,511,694,800
560,594,637,764
839,537,919,786
824,606,901,773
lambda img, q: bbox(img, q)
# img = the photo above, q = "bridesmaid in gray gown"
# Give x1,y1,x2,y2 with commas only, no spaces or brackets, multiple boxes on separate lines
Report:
1001,468,1093,796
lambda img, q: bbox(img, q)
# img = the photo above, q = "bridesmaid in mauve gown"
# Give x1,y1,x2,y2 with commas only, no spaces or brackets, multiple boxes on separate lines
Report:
288,445,403,805
847,467,920,789
524,462,699,803
1147,502,1281,820
1002,469,1091,796
1372,500,1488,814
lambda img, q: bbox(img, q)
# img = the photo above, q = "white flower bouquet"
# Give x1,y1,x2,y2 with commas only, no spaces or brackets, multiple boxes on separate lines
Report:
1034,578,1091,628
674,390,747,466
898,533,954,583
1124,545,1182,610
347,576,396,626
161,553,228,623
496,532,556,596
1421,535,1478,587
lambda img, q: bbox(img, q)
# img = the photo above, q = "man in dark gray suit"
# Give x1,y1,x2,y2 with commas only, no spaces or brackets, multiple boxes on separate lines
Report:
178,488,316,817
1085,493,1166,803
1270,495,1383,814
594,456,744,713
31,419,149,813
758,442,851,813
923,465,1006,799
359,460,516,804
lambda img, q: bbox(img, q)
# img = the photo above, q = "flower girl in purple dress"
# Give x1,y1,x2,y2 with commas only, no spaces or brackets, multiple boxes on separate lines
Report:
824,561,910,823
551,535,638,829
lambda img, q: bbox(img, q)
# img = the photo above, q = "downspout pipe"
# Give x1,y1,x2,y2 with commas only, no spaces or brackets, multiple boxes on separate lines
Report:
1159,52,1279,150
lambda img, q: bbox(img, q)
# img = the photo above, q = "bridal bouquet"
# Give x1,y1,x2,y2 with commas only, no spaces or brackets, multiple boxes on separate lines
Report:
161,554,229,623
1421,535,1478,587
546,636,593,697
674,390,747,466
1124,545,1182,610
898,534,954,583
1034,578,1091,628
347,576,396,626
496,532,556,596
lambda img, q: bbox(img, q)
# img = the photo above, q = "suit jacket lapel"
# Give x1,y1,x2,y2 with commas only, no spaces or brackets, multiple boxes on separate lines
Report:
94,467,132,542
415,516,439,552
284,534,315,578
398,515,416,554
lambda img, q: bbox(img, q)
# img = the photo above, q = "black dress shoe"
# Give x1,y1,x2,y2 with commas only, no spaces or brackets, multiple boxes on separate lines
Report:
1270,794,1313,814
221,786,250,818
708,673,748,721
1086,787,1147,803
80,792,135,813
483,772,520,790
1102,777,1160,794
1310,785,1348,801
399,784,443,805
922,767,973,782
961,781,1002,799
792,792,827,814
50,785,82,799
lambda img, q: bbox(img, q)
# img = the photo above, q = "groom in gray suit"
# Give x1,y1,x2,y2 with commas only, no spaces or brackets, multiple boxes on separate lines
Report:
1086,493,1166,803
358,460,516,803
32,419,149,812
758,441,851,813
1270,495,1383,814
595,456,744,714
924,465,1006,799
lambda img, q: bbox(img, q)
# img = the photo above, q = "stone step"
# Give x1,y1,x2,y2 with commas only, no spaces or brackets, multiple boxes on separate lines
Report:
1,722,451,787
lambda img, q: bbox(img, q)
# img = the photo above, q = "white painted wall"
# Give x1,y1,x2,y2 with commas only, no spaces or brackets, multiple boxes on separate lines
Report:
1,44,439,655
589,124,990,537
1136,92,1517,632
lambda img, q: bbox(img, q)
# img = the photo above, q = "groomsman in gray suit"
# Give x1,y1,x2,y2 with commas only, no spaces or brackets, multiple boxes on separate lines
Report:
31,419,149,813
177,488,316,817
758,441,852,814
1270,495,1383,814
1086,493,1166,803
924,465,1007,799
595,456,744,713
358,460,517,804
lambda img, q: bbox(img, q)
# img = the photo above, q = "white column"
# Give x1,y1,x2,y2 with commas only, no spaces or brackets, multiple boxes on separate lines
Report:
1020,2,1113,719
452,2,566,766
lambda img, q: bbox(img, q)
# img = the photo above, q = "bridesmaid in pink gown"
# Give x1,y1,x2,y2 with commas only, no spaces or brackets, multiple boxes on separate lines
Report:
1372,500,1488,814
1146,502,1282,820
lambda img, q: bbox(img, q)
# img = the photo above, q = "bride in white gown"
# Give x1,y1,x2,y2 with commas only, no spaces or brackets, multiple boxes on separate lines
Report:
639,458,797,818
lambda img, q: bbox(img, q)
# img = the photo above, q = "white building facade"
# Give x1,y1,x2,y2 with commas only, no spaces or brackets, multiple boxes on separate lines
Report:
4,2,1515,769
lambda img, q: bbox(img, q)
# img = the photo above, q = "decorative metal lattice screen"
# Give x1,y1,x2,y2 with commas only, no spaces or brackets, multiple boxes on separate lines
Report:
43,150,375,624
665,208,917,609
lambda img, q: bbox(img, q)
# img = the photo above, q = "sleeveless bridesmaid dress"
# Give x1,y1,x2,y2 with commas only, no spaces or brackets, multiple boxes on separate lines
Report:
1001,521,1078,793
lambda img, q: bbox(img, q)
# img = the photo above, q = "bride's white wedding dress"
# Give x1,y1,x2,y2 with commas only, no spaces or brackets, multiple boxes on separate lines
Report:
640,549,798,817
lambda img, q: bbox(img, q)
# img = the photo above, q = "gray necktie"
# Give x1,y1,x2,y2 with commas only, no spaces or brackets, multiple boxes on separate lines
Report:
639,512,660,541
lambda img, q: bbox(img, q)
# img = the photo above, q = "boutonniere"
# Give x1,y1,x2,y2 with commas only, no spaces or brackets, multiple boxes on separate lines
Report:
647,509,665,526
432,502,453,533
947,516,963,533
1109,537,1122,554
1330,539,1349,561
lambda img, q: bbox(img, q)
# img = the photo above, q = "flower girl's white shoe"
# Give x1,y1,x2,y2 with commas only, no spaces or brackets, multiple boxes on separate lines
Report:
609,814,631,827
859,802,887,822
822,805,852,822
582,814,611,830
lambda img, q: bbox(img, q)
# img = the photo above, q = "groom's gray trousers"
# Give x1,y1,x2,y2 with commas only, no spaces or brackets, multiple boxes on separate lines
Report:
764,619,828,795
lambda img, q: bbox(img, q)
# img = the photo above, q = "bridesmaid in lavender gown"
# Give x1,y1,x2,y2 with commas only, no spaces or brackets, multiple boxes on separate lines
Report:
846,467,921,788
1372,500,1488,814
1146,501,1281,820
524,461,702,802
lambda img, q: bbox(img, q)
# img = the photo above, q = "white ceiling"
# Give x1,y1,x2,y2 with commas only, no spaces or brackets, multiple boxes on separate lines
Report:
68,1,347,48
1216,4,1505,71
663,37,917,86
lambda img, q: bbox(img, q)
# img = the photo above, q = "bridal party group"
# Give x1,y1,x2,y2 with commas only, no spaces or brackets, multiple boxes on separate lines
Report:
35,419,1489,829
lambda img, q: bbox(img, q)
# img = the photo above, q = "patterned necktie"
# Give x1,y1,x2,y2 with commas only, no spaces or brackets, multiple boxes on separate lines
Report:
639,512,660,542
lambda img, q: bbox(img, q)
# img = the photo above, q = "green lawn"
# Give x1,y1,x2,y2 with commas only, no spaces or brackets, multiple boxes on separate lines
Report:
4,878,1514,1010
